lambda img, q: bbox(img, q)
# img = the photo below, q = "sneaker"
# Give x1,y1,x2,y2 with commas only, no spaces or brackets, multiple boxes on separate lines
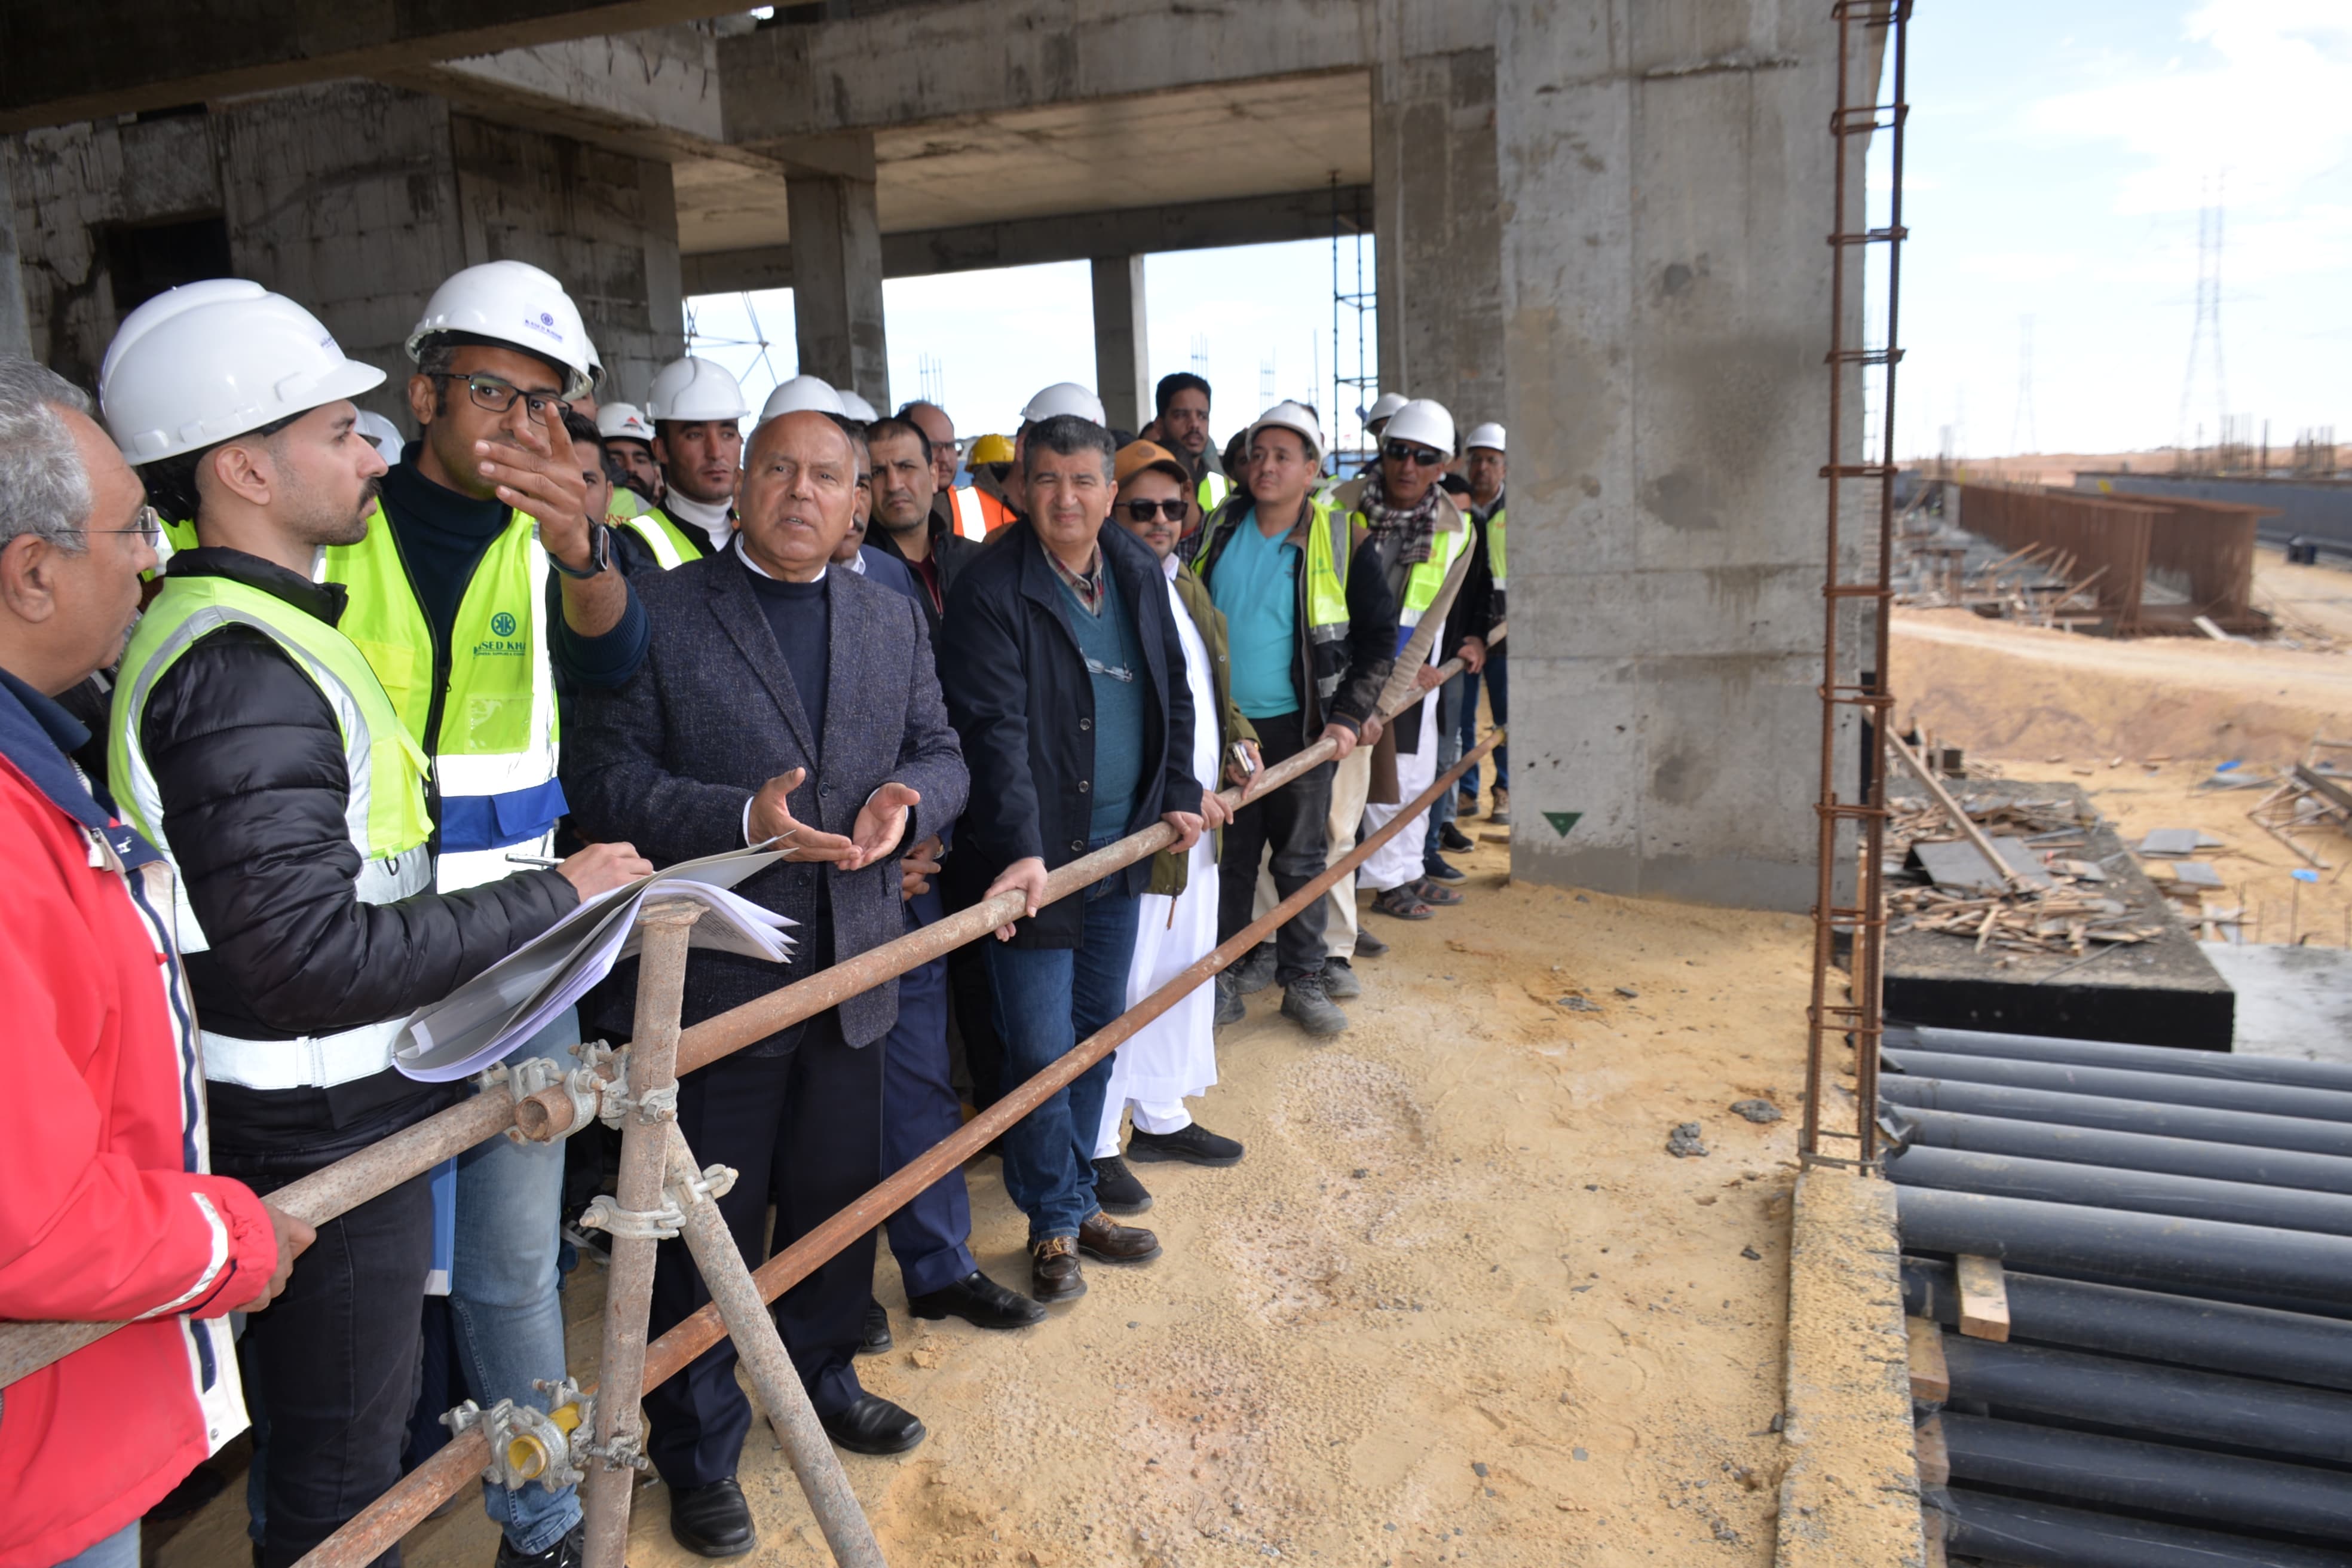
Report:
1128,1122,1245,1166
1489,788,1511,827
1228,942,1280,995
1322,956,1362,999
1352,926,1389,958
1280,973,1349,1036
1092,1154,1153,1214
1440,822,1476,853
1422,856,1468,885
1213,972,1245,1025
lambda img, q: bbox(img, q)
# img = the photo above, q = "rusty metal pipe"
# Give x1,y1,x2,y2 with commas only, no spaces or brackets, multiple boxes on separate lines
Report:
580,901,702,1568
293,724,1501,1568
664,1125,885,1567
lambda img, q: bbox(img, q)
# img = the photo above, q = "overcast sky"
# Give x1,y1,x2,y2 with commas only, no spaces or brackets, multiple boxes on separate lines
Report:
684,0,2349,465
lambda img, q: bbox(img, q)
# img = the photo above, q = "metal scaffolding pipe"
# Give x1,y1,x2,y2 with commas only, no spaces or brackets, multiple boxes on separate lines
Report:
1939,1413,2352,1542
1939,1487,2352,1568
1889,1107,2352,1196
1878,1076,2352,1160
1895,1188,2352,1313
1897,1025,2352,1094
1905,1258,2352,1392
1885,1143,2352,1236
287,717,1505,1568
1938,1334,2352,1465
1883,1048,2352,1125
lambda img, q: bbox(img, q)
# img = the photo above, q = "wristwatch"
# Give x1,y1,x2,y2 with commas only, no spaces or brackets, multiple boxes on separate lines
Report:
547,521,612,580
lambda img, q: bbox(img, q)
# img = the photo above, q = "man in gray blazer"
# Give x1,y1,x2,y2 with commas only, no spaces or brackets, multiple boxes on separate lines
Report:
566,409,969,1559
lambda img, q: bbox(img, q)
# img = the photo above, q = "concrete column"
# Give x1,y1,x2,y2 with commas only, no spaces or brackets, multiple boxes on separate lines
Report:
1372,47,1505,430
1492,0,1855,913
1090,254,1149,433
785,134,888,410
0,147,29,357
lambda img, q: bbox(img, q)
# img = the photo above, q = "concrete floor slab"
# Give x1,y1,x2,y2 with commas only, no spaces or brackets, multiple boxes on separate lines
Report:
2201,942,2352,1064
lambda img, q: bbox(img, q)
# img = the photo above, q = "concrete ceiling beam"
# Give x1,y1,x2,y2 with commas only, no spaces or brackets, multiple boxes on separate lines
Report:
678,182,1372,294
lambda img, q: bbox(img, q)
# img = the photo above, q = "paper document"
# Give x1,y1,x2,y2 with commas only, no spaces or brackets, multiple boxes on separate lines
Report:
393,846,795,1082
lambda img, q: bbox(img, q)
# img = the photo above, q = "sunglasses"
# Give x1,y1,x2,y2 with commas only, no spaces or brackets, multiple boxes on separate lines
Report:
1383,440,1446,468
1121,498,1189,523
430,372,571,424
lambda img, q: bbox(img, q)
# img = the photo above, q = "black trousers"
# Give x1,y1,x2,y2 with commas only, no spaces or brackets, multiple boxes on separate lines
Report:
644,1010,883,1488
1217,709,1334,984
215,1078,451,1568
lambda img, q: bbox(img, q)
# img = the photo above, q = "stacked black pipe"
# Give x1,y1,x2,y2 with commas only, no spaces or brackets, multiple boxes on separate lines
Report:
1881,1023,2352,1567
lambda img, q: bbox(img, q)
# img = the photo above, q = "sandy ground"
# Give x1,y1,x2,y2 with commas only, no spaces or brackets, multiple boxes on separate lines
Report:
154,834,1817,1568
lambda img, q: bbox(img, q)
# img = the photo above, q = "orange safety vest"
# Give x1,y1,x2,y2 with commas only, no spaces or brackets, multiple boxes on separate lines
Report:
950,485,1018,538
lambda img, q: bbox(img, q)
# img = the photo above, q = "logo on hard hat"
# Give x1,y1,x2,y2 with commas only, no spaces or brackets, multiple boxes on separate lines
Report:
522,311,563,344
491,612,517,638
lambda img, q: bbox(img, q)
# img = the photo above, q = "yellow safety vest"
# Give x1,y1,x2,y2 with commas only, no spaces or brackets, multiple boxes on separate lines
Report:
322,501,562,893
1486,502,1506,589
1197,496,1353,705
610,504,708,570
1197,470,1231,515
111,572,434,1089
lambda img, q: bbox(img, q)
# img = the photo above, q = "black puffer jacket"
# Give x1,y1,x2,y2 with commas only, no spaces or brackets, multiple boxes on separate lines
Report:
136,549,577,1042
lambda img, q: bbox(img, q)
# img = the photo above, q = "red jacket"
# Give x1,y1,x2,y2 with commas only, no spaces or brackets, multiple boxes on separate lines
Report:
0,678,278,1568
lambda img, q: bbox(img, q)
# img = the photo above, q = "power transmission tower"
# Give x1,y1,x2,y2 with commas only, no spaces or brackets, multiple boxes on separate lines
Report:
2010,314,2037,455
2178,177,2228,454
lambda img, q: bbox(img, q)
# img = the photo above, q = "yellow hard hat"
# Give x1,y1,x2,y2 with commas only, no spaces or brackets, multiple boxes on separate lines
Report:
969,433,1015,464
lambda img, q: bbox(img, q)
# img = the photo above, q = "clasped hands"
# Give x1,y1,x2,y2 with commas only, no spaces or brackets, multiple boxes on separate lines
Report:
749,768,920,872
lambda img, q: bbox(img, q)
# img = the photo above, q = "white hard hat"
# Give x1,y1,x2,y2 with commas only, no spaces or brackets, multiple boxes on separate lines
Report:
837,389,880,423
1363,392,1408,431
102,279,388,463
1245,400,1324,461
760,374,847,421
354,410,405,464
597,402,656,444
1465,421,1506,452
647,357,749,423
406,260,597,400
1021,381,1107,425
1382,398,1456,455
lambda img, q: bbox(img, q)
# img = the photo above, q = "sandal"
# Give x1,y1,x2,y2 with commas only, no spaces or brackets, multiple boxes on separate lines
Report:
1371,886,1436,921
1411,877,1463,906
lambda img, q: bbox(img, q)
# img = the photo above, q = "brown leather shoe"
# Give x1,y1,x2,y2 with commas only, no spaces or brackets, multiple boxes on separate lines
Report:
1030,1235,1086,1303
1077,1210,1163,1266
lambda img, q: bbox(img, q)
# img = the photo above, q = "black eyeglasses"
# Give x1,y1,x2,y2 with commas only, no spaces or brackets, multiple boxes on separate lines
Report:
57,504,164,546
430,372,571,424
1383,440,1445,468
1120,498,1189,523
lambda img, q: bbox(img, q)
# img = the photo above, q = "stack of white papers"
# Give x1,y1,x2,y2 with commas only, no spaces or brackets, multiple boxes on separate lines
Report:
393,846,797,1083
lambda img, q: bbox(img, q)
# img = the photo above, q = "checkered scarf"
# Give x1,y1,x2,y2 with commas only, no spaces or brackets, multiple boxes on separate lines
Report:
1356,465,1444,566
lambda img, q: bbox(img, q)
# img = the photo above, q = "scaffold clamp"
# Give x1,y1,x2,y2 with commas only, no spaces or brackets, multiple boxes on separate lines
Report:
578,1192,682,1241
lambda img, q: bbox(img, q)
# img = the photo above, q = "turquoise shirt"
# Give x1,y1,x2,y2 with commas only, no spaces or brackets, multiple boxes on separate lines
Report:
1055,568,1147,841
1209,507,1300,719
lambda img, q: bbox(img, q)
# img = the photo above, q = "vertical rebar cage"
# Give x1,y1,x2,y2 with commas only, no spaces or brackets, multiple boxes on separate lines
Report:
1803,0,1910,1168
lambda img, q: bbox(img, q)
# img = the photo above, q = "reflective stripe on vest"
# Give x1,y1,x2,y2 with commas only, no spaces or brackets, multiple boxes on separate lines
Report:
323,501,564,893
1200,497,1353,703
1394,523,1473,638
614,507,704,570
950,487,990,542
1198,471,1231,514
110,574,434,1089
1487,503,1506,589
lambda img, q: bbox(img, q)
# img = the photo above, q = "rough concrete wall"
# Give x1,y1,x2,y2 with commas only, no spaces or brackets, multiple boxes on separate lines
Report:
451,112,685,405
1494,0,1856,913
1373,47,1504,430
785,164,889,409
8,114,222,387
215,83,468,425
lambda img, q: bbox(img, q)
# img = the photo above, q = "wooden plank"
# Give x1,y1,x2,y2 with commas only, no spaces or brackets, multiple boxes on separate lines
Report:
1906,1315,1949,1402
1915,1413,1951,1488
1955,1254,2011,1342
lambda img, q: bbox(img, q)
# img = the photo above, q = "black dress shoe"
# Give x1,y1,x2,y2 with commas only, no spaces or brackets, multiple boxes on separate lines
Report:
820,1392,927,1455
669,1478,757,1558
1092,1153,1153,1213
496,1523,583,1568
858,1298,893,1356
1127,1122,1245,1166
908,1269,1048,1330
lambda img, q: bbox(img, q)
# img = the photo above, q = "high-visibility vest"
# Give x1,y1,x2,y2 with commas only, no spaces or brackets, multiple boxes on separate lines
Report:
610,504,708,569
322,501,564,893
147,514,200,578
1486,501,1506,590
1390,522,1475,657
110,572,434,1089
947,485,1000,541
1197,470,1231,515
1196,496,1354,705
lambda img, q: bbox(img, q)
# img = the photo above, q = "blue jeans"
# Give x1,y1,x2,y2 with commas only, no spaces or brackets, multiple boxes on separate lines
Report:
452,1013,580,1555
1426,673,1466,860
52,1522,137,1568
881,896,979,1296
982,861,1142,1242
1459,652,1508,797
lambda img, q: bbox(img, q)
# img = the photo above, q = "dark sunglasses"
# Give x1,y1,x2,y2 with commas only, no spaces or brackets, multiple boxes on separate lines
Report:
1383,440,1445,468
1121,498,1189,523
430,372,571,423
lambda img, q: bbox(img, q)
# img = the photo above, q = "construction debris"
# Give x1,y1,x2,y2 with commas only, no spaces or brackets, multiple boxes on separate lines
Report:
2243,739,2352,870
1887,792,2169,957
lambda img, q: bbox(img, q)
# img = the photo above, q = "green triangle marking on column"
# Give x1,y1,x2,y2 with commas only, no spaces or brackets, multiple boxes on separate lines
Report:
1542,811,1582,838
